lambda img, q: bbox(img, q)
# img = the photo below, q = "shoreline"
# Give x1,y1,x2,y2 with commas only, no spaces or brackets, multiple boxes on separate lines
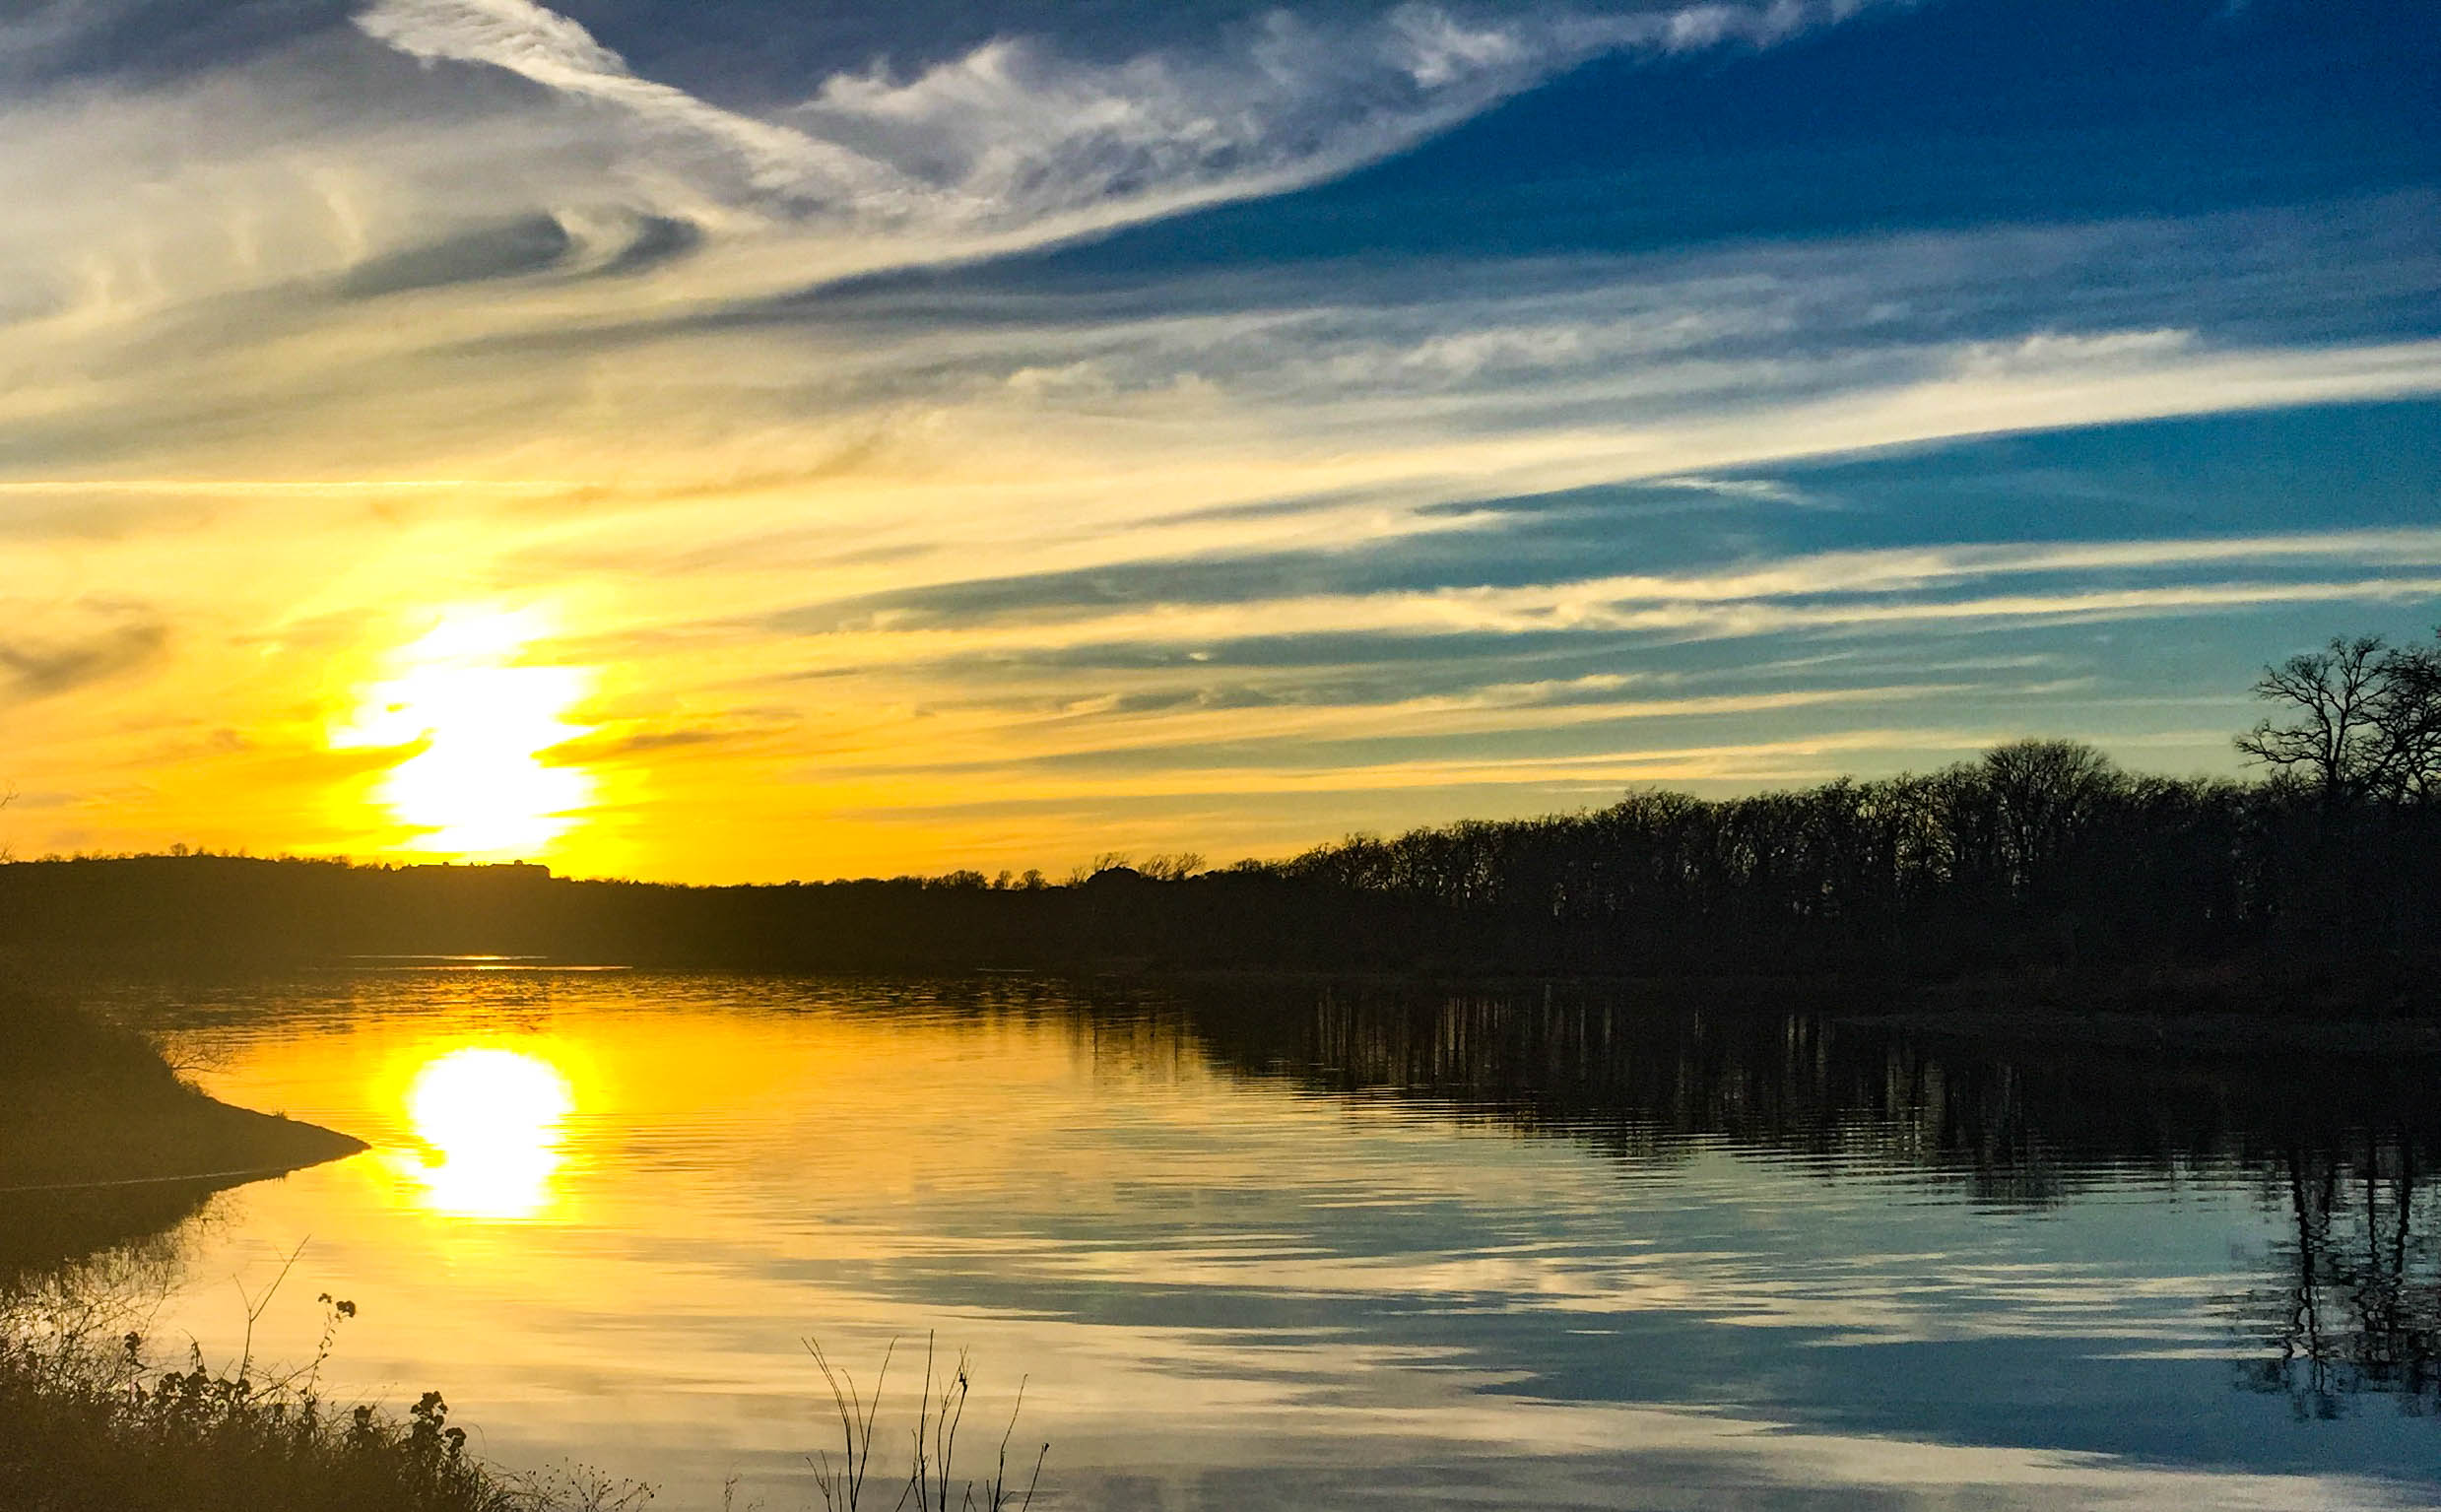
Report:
0,1079,363,1284
0,1076,365,1195
0,988,366,1282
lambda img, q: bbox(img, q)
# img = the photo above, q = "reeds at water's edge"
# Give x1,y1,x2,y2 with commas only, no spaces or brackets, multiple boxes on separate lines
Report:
805,1334,1046,1512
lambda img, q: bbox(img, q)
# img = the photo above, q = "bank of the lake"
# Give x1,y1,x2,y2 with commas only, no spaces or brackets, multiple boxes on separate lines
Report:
0,991,364,1280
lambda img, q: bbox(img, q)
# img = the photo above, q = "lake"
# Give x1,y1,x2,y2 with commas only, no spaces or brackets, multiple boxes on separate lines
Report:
62,971,2441,1509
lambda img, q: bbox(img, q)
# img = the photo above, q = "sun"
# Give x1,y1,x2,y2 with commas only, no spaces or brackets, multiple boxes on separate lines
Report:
400,1046,577,1220
334,609,596,859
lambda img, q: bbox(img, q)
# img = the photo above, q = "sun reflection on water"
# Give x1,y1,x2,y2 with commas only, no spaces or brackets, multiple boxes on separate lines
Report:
398,1046,576,1220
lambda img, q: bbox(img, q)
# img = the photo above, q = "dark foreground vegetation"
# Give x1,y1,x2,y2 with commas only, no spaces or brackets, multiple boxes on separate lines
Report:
3,630,2437,1005
0,1275,646,1512
0,1268,1030,1512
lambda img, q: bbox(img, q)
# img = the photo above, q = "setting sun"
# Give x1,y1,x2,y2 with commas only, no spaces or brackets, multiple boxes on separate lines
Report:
333,611,596,861
400,1045,578,1221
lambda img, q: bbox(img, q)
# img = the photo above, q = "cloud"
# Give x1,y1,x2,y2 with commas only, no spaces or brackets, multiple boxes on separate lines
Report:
773,1,1824,230
766,527,2441,639
818,566,2441,655
0,1,349,87
356,0,908,205
0,617,167,701
0,0,1946,485
1640,476,1823,506
819,728,2023,807
542,719,792,766
337,0,1896,259
773,522,2441,634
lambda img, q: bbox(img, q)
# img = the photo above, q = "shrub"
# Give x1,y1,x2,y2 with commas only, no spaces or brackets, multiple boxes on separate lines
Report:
0,1285,644,1512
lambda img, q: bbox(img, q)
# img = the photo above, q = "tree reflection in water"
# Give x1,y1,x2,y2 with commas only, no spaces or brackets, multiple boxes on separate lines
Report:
2237,1140,2441,1417
1165,981,2441,1414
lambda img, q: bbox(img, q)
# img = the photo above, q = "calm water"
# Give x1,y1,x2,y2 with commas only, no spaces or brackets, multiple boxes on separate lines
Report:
64,973,2441,1509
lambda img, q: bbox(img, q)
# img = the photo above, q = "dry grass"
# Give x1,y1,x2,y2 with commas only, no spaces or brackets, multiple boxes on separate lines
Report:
805,1335,1046,1512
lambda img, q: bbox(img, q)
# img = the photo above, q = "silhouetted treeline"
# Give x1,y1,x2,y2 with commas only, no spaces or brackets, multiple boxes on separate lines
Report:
1,737,2436,997
1260,740,2441,986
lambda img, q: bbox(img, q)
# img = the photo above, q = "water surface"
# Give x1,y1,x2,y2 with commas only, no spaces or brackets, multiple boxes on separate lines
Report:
85,973,2441,1509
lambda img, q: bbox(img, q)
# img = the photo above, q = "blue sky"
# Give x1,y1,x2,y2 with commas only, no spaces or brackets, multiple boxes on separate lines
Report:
0,0,2435,878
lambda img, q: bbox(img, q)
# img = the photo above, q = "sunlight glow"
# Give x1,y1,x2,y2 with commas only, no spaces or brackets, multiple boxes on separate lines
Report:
335,609,596,860
401,1046,576,1220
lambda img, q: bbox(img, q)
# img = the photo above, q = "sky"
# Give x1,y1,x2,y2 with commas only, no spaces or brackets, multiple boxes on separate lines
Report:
1,0,2435,883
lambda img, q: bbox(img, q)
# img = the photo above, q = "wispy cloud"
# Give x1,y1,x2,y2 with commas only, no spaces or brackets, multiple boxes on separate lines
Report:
772,528,2441,635
349,0,1890,249
357,0,908,204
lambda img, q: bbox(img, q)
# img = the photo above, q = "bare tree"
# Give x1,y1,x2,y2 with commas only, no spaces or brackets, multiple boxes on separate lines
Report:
1138,852,1205,882
2371,637,2441,803
2236,636,2396,805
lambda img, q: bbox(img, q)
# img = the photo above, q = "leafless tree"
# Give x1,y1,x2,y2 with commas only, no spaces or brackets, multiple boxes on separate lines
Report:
2236,636,2401,805
2372,639,2441,803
